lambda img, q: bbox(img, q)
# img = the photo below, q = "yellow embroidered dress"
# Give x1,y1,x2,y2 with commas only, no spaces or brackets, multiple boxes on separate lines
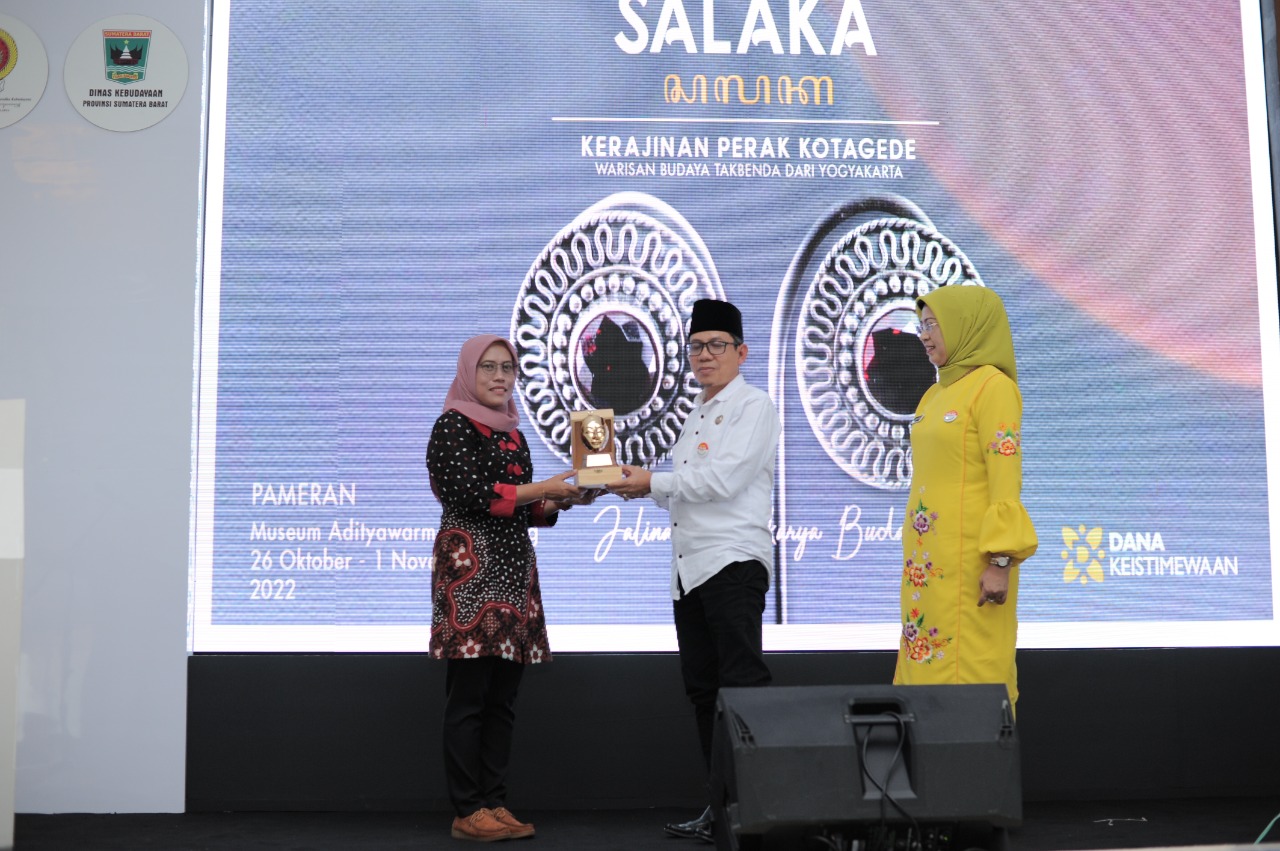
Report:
894,287,1037,704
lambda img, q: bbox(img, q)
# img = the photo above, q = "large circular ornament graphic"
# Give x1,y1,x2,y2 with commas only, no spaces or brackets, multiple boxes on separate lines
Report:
512,192,724,467
796,216,984,490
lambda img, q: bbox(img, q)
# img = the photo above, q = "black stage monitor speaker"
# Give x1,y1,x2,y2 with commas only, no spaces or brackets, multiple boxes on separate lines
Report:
711,684,1020,851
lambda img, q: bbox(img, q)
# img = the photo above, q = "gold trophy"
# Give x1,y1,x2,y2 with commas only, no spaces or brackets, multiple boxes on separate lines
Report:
571,409,623,488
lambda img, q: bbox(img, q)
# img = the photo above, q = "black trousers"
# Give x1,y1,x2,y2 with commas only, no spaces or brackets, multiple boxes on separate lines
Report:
443,656,524,817
673,560,773,768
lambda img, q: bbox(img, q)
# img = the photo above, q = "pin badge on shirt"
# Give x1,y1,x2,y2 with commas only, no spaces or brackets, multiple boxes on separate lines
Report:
697,442,710,456
715,415,724,425
943,410,958,423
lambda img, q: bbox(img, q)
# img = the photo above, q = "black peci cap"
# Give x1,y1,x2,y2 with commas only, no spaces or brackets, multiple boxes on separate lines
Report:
689,299,744,340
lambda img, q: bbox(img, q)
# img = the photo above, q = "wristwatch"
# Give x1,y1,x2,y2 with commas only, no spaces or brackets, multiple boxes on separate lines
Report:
989,554,1013,569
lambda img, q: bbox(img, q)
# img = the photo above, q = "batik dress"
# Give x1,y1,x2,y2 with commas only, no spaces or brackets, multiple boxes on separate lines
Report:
894,365,1037,703
426,409,555,664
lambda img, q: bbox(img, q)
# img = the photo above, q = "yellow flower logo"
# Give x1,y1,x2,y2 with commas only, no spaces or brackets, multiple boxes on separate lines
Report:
1061,525,1105,584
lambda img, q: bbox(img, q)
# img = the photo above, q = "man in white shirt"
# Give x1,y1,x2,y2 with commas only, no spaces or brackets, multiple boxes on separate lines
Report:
610,298,780,843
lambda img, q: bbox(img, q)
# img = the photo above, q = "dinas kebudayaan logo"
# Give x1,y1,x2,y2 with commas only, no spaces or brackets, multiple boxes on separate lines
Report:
1061,525,1105,585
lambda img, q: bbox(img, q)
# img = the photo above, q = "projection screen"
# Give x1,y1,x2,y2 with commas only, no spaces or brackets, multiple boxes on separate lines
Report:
190,0,1280,652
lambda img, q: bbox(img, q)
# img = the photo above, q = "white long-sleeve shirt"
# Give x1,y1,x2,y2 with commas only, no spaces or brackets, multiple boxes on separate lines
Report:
649,375,781,599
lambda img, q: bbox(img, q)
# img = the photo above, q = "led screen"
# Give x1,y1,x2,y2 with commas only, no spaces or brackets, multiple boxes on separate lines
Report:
191,0,1280,651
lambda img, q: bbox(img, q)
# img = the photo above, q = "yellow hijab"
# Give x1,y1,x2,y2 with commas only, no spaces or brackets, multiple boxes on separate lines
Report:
917,286,1018,387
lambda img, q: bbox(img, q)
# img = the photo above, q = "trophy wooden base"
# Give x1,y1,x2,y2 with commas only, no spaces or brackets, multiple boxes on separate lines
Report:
575,465,623,488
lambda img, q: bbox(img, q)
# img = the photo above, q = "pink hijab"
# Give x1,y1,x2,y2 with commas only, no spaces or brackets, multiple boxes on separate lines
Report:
443,334,520,432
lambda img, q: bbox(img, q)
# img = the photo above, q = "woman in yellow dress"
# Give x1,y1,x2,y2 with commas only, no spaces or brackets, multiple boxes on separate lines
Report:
895,285,1038,706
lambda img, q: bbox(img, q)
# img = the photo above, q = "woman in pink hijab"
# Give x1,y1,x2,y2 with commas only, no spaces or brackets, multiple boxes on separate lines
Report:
426,334,585,841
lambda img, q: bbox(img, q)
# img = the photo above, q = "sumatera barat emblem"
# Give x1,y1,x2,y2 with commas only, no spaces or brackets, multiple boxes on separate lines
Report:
102,29,150,84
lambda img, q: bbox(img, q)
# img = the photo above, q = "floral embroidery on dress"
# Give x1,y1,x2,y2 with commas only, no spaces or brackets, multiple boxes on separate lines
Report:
910,500,938,536
903,550,943,587
989,424,1021,457
905,500,943,587
901,608,952,664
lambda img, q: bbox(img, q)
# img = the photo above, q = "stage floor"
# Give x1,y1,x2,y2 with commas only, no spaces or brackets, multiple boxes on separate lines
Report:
14,798,1280,850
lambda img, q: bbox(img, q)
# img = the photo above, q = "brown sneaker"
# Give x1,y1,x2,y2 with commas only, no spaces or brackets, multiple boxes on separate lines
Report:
489,807,535,839
451,808,512,842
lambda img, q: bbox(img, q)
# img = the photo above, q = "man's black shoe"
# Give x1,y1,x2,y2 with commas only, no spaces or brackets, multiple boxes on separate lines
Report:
664,806,714,842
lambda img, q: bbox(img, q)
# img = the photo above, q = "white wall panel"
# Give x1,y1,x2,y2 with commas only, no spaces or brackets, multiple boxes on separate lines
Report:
0,0,207,813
